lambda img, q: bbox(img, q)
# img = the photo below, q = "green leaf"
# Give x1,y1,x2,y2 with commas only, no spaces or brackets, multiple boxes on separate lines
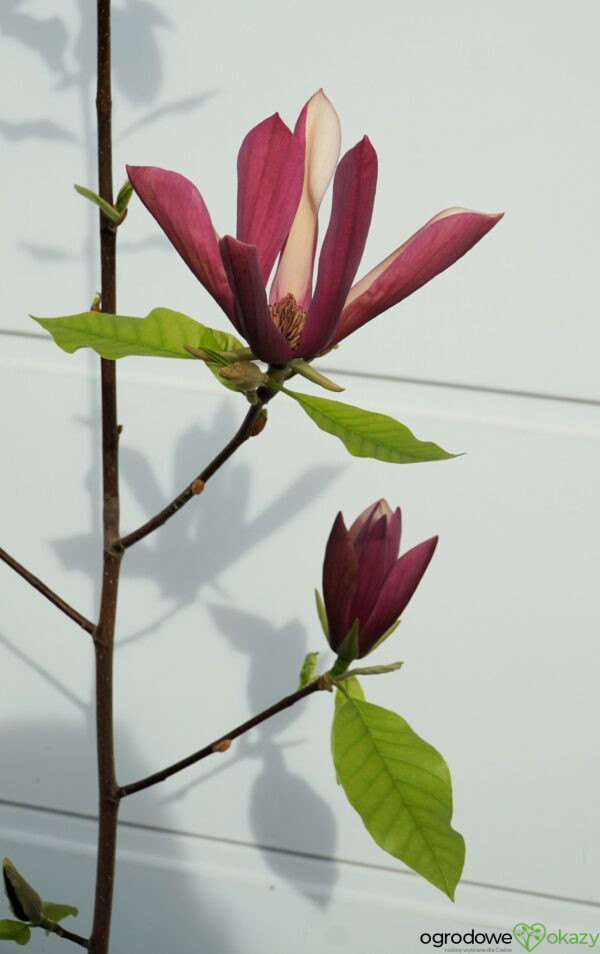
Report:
33,308,242,360
332,697,465,899
73,184,121,224
0,921,31,945
115,179,134,214
32,308,245,392
297,652,320,690
284,389,457,464
288,359,344,392
339,661,403,678
314,590,329,640
332,677,364,784
41,903,78,924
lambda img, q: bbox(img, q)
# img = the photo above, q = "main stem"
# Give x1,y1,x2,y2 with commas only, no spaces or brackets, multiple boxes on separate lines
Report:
90,2,121,953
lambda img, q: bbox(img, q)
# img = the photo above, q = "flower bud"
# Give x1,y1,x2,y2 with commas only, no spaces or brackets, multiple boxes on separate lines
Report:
320,501,438,659
2,858,43,925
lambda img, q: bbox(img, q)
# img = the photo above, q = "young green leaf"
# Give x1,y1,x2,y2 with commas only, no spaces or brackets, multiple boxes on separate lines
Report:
297,651,320,690
332,697,465,899
115,179,134,214
314,590,329,639
73,184,121,223
284,389,457,464
41,903,79,924
288,359,344,392
0,921,31,945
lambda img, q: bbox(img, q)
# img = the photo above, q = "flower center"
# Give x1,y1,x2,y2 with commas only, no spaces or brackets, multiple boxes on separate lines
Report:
269,293,306,351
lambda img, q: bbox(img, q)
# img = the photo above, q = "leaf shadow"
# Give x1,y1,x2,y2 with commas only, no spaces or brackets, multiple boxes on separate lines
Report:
160,605,340,907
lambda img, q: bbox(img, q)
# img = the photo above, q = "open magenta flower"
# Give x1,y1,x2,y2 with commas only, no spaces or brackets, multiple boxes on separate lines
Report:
321,500,437,660
127,91,502,366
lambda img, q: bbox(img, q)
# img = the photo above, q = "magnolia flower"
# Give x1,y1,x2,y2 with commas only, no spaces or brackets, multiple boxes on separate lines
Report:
322,500,437,659
127,91,502,365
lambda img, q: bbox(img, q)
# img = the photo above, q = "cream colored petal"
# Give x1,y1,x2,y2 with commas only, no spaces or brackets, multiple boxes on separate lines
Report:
270,90,341,308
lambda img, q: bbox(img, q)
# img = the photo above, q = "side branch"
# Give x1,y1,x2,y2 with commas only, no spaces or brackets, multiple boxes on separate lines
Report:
114,398,267,552
0,546,95,635
119,675,331,798
45,921,90,949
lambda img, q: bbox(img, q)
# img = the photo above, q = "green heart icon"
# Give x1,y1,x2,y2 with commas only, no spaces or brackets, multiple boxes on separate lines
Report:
514,923,547,951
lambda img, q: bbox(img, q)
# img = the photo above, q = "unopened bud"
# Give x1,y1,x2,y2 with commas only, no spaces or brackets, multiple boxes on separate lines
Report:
218,362,267,392
192,479,205,495
212,738,232,753
90,293,102,313
2,858,43,925
250,410,268,437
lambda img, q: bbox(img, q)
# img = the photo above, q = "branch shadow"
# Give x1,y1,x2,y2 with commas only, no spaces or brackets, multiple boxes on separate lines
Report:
48,397,342,907
156,607,339,907
0,709,236,953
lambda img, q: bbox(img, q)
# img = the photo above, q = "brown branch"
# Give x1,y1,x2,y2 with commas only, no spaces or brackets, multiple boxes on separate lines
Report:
0,546,95,635
119,675,331,798
89,2,121,954
45,921,90,949
113,398,269,552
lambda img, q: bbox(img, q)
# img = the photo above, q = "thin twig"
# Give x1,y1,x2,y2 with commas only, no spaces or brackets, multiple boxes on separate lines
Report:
45,921,90,949
119,676,331,798
0,546,94,635
113,398,267,552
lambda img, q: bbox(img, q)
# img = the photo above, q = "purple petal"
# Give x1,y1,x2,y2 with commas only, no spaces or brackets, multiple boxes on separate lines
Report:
359,536,438,652
219,236,293,364
333,208,504,344
295,136,378,358
270,90,341,311
237,113,304,284
349,499,393,552
126,165,234,320
350,514,391,625
322,513,359,649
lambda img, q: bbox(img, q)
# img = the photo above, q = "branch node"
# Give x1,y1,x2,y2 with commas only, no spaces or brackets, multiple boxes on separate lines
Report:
191,479,205,495
318,672,336,692
212,738,232,754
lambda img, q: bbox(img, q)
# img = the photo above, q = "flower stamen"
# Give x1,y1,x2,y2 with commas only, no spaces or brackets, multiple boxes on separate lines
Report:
269,293,306,351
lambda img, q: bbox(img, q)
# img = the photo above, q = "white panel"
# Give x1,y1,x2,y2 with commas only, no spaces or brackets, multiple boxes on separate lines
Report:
2,1,600,399
0,338,598,909
0,804,598,954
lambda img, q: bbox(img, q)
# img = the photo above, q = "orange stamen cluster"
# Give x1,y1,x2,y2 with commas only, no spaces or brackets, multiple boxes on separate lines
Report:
269,293,306,351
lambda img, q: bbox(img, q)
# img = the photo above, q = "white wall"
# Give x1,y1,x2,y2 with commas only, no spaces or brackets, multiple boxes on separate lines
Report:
1,2,598,951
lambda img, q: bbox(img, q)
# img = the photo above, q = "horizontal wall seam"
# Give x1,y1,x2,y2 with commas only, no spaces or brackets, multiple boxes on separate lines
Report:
0,797,597,909
1,328,598,408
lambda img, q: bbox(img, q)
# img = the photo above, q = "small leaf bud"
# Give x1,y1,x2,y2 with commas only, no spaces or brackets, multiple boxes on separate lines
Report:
218,362,268,392
250,410,268,437
212,738,232,753
2,858,43,925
